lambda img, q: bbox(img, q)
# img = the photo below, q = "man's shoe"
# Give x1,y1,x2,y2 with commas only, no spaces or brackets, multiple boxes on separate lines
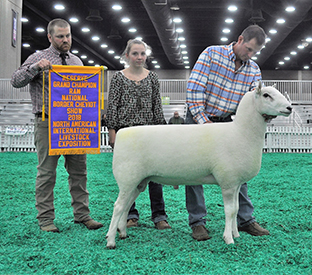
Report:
191,225,211,241
238,222,270,236
127,218,138,228
40,223,60,233
155,220,171,230
75,219,103,230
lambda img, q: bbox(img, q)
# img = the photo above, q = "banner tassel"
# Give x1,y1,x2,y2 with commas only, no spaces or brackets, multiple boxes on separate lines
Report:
101,66,105,110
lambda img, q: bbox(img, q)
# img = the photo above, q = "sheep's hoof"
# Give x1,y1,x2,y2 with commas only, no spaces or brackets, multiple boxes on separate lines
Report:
106,244,116,249
223,236,234,245
119,235,129,240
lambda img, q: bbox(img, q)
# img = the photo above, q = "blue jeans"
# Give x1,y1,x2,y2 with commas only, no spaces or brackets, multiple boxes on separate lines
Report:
128,181,168,224
185,109,256,228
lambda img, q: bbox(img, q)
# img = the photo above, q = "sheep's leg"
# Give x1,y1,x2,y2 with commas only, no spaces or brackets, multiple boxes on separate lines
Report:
117,187,141,239
106,188,137,249
232,186,240,238
221,185,240,244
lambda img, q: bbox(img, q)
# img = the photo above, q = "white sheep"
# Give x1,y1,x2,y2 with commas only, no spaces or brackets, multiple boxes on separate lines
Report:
106,82,292,249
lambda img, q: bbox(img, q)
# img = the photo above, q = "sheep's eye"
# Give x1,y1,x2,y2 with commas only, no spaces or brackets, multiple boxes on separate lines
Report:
263,93,271,98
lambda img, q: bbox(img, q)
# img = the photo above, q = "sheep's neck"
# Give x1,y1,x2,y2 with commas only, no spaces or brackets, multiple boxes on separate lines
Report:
234,93,267,142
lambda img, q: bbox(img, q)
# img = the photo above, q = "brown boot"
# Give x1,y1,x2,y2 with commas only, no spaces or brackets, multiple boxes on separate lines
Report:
75,219,103,230
238,222,270,236
40,223,60,233
127,218,138,228
191,225,211,241
155,220,171,230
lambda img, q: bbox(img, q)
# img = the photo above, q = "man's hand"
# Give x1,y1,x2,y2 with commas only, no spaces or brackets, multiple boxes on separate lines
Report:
35,59,52,71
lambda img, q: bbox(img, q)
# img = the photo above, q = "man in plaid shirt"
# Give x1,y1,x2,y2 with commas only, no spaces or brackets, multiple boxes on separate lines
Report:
186,25,270,241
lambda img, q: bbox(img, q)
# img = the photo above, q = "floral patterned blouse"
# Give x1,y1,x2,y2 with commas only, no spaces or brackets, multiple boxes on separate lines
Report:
106,70,166,130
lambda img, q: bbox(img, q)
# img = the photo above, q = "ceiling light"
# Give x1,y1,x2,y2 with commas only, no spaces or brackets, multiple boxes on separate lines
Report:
249,9,265,23
220,37,228,42
184,61,189,64
81,55,87,59
54,4,65,10
251,56,257,60
71,50,78,54
285,6,295,12
22,43,30,47
225,18,234,23
306,37,312,42
173,18,182,23
88,60,94,64
112,4,122,11
298,45,305,49
304,66,309,69
284,57,290,60
21,18,28,22
290,51,297,55
266,37,271,43
121,17,130,23
185,66,190,69
107,28,122,39
302,42,309,47
176,28,184,33
269,29,277,34
152,60,158,64
276,18,285,24
170,3,180,11
155,65,160,69
101,44,108,48
36,27,45,32
114,56,120,59
69,17,79,23
129,28,137,33
222,28,231,33
108,50,115,54
81,27,90,32
181,51,188,54
228,5,238,12
92,36,100,41
183,56,188,59
279,61,285,65
86,9,103,21
178,37,185,41
180,44,187,48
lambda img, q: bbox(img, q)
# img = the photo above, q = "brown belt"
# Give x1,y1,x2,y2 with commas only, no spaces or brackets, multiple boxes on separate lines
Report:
208,116,232,123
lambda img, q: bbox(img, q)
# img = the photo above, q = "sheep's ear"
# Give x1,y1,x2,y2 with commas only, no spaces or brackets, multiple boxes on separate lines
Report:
256,80,262,95
272,83,276,88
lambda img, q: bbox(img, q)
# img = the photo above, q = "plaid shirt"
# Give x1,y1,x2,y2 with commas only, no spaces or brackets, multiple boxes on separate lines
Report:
186,42,262,124
11,45,83,115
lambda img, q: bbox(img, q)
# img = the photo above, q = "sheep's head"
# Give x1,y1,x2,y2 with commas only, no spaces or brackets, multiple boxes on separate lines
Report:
255,81,292,122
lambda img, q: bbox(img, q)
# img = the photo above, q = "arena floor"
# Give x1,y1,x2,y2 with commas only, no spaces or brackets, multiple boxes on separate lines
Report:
1,152,311,274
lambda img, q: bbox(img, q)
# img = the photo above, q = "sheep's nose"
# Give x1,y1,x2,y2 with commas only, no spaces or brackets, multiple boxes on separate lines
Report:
287,106,292,112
